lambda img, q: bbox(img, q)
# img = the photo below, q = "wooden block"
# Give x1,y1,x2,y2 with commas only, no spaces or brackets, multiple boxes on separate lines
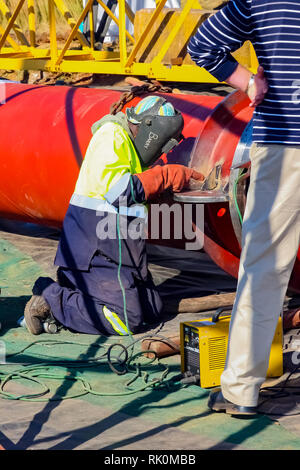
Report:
163,292,236,314
141,335,181,358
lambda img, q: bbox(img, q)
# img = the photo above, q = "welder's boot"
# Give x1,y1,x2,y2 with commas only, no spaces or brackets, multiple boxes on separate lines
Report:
24,294,52,335
24,277,57,335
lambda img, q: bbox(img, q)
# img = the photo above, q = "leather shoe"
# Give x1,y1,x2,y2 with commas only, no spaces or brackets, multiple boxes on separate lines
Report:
24,294,52,335
208,388,257,416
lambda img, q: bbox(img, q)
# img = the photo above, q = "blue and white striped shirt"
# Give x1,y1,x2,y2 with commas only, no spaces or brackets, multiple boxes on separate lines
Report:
188,0,300,145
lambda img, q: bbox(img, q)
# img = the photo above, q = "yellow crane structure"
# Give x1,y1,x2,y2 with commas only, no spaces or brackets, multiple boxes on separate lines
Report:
0,0,259,83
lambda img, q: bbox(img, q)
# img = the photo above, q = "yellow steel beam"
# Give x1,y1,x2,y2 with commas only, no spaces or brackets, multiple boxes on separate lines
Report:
0,0,29,46
0,23,21,50
118,0,127,66
53,0,90,48
151,0,197,68
55,0,94,66
48,0,57,61
88,4,94,50
0,50,32,57
125,0,167,68
28,0,35,47
124,0,135,25
0,0,26,50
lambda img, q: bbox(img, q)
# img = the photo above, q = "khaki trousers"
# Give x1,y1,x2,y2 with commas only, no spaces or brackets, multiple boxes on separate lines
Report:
221,143,300,407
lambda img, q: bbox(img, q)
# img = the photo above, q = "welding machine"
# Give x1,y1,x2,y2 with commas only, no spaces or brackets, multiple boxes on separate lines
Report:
180,309,283,388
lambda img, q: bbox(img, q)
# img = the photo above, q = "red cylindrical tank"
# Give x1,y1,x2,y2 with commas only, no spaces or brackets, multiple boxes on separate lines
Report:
1,83,300,292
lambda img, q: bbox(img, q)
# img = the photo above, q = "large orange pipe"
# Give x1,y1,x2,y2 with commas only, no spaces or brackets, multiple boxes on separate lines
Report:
0,83,221,227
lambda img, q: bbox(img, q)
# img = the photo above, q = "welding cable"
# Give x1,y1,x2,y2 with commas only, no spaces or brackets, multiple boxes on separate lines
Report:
116,174,140,346
233,170,245,225
109,174,152,358
0,361,171,401
0,368,91,402
116,211,132,343
0,330,176,402
3,339,110,366
103,174,138,350
0,371,50,400
107,343,129,375
2,319,170,371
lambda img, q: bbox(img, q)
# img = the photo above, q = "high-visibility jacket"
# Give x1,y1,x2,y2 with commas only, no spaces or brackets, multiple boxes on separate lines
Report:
51,112,162,335
56,112,146,272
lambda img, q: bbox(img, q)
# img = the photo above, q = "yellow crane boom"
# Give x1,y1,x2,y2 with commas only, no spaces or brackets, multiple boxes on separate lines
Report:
0,0,258,83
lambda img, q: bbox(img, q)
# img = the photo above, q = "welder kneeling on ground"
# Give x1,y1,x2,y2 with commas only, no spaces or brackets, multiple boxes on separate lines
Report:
24,96,204,336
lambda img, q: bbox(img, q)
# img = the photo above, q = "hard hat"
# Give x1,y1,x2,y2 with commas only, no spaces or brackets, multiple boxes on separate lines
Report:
126,96,184,167
126,95,176,124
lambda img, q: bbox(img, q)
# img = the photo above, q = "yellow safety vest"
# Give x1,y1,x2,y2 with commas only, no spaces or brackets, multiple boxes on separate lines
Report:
75,115,143,200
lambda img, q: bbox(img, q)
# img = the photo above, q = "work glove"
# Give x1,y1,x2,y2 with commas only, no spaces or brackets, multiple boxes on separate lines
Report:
135,164,204,201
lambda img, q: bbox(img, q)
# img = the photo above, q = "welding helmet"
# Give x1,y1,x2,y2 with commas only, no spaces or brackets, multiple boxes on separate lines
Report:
126,96,184,167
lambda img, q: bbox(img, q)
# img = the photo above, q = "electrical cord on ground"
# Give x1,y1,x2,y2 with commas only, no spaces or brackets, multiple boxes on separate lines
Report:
256,362,300,417
107,343,129,375
0,322,182,402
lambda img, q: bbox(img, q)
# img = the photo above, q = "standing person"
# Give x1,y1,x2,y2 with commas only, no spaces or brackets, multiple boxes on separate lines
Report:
24,96,203,336
188,0,300,416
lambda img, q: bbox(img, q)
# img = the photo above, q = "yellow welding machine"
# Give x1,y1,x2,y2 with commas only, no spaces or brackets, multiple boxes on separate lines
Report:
180,313,283,389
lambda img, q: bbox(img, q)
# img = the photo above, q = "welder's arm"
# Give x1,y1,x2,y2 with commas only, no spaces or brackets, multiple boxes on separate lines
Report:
105,165,204,207
134,164,204,202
